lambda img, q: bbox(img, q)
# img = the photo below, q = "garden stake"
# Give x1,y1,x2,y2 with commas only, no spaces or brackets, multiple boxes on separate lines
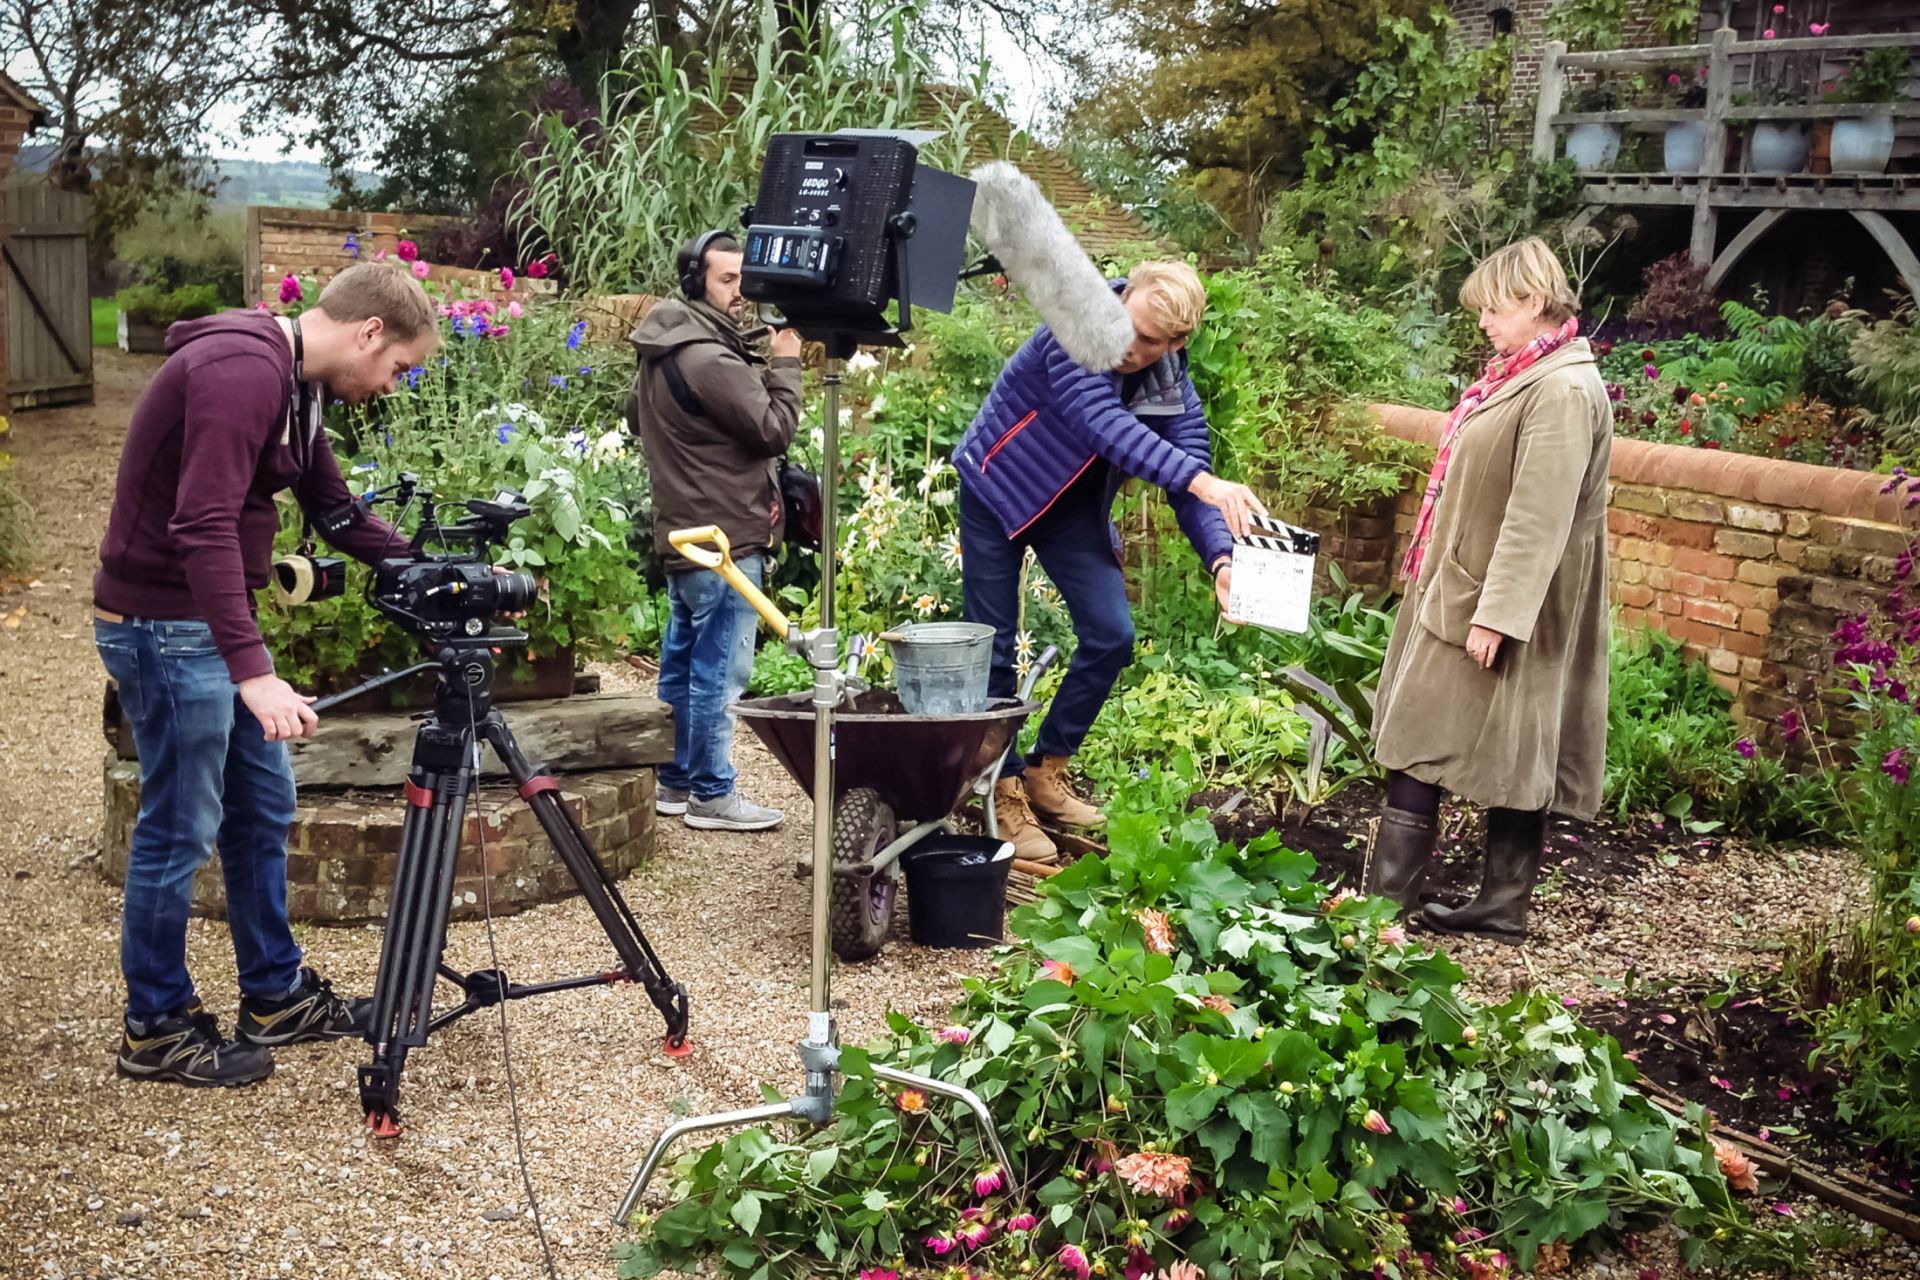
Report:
614,341,1014,1225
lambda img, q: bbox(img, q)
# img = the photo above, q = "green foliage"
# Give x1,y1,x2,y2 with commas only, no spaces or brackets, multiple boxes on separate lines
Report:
111,282,226,328
1800,528,1920,1156
0,418,32,575
1543,0,1630,51
514,8,978,297
1845,304,1920,460
258,297,653,690
1825,47,1913,107
1304,8,1517,192
1194,253,1448,511
113,191,246,302
617,771,1803,1280
1603,625,1842,841
1069,0,1437,199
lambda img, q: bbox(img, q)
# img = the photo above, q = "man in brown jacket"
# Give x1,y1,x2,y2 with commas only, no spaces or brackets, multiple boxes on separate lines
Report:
627,231,802,831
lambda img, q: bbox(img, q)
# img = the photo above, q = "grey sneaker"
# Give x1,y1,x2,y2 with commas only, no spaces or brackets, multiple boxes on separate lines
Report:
684,791,784,832
656,786,690,816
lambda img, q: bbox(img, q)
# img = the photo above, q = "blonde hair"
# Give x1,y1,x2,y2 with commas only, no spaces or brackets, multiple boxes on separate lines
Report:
1122,261,1207,337
1460,237,1580,324
317,262,439,344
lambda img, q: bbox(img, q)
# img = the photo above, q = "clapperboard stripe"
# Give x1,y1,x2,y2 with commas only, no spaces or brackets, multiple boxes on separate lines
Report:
1233,513,1320,557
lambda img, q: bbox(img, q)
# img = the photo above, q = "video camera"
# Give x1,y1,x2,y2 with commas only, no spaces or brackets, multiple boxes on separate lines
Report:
357,474,540,643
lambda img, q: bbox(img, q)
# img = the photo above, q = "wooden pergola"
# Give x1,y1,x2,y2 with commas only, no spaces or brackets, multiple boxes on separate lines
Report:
1534,27,1920,305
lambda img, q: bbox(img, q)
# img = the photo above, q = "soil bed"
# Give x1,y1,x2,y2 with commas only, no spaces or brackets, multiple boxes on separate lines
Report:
1584,984,1919,1210
1192,777,1728,919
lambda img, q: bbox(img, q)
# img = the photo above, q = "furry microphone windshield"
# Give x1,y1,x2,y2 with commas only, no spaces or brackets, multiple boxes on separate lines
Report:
967,161,1134,371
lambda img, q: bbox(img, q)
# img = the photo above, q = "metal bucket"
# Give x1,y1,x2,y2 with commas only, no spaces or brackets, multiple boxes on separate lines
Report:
884,622,995,715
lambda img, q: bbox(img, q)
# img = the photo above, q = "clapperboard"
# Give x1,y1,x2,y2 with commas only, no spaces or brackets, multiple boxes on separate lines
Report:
1226,514,1320,633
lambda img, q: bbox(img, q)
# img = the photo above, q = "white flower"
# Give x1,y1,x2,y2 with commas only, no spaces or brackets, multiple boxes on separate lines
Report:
846,351,880,374
943,534,963,569
809,426,824,450
931,490,955,507
916,456,949,495
593,429,626,458
1030,578,1056,601
1014,630,1034,661
913,593,938,617
838,406,853,426
869,392,887,416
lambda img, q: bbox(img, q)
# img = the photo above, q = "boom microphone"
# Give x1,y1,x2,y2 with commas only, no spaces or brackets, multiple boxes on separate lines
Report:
967,161,1134,371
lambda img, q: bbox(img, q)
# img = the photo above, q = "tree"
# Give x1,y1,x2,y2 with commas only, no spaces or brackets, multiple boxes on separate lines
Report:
1067,0,1433,185
0,0,253,264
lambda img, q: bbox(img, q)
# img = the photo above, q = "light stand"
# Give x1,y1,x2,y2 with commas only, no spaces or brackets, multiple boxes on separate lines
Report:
612,335,1012,1223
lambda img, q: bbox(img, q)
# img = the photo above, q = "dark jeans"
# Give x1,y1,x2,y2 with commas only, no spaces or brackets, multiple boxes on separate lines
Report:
94,617,305,1022
959,480,1133,775
657,555,763,800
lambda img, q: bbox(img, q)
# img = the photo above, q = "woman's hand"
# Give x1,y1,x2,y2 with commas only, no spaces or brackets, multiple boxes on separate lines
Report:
1187,471,1267,538
1465,624,1504,669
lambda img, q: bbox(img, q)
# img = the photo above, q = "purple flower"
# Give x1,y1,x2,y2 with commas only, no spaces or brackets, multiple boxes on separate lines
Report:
1645,363,1660,380
1885,748,1910,785
549,375,568,388
342,232,360,259
1781,708,1803,741
567,319,587,351
578,364,594,375
278,274,303,304
496,423,515,444
1735,738,1756,759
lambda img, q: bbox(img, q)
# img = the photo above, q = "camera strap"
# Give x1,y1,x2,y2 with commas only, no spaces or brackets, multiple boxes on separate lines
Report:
286,316,326,556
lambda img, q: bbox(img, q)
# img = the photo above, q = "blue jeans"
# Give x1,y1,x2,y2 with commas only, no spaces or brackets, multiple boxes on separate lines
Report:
657,555,763,800
958,480,1134,775
95,618,305,1022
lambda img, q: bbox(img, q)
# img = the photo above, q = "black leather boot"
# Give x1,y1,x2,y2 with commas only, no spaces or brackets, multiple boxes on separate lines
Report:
1422,808,1546,944
1363,805,1437,912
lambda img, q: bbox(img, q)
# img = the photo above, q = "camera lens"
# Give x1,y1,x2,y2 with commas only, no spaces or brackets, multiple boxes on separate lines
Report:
493,571,538,612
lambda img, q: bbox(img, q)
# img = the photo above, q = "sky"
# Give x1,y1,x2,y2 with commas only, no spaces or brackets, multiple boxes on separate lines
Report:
201,18,1055,167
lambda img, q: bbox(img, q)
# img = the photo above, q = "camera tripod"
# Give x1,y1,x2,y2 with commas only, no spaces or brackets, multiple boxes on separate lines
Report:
314,637,690,1136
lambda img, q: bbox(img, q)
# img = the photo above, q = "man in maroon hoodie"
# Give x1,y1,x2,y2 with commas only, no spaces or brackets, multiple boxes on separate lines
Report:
94,263,439,1086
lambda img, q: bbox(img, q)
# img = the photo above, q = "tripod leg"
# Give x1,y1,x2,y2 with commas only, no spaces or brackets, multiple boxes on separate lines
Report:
361,759,470,1134
481,714,690,1053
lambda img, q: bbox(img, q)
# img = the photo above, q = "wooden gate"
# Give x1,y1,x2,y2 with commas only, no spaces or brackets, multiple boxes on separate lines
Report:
3,185,92,410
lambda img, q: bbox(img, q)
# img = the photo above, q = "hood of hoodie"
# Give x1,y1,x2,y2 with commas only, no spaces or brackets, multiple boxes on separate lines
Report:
163,310,294,367
628,296,753,362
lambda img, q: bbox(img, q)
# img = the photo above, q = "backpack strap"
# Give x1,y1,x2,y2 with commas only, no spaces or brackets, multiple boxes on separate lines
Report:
658,349,709,419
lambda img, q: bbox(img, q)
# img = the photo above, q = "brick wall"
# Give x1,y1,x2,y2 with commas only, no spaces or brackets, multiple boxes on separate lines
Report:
1376,405,1913,750
102,758,658,924
245,206,560,306
1450,0,1669,101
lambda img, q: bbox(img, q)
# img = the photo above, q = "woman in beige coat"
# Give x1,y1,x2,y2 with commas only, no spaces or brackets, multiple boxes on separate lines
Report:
1368,238,1612,943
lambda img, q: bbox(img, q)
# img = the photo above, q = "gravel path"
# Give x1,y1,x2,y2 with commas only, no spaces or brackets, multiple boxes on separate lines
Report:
0,351,1907,1279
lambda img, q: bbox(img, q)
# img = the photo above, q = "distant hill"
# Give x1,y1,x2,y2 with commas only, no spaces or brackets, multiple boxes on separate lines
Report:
15,147,368,208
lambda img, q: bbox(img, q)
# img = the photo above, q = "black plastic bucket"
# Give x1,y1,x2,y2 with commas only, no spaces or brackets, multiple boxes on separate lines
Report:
901,835,1015,948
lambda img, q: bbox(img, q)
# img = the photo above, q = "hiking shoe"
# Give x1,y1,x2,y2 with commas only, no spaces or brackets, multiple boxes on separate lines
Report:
656,786,690,816
1024,755,1105,829
117,1002,273,1088
993,777,1059,864
684,791,784,832
236,968,371,1046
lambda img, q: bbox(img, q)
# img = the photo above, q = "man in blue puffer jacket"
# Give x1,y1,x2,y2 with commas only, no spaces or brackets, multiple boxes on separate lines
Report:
954,261,1265,861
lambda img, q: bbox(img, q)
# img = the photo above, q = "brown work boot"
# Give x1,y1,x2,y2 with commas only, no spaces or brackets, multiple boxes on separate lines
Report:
993,778,1059,864
1023,755,1105,829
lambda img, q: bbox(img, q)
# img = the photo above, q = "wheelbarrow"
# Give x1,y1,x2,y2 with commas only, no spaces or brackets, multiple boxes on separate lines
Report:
736,681,1042,962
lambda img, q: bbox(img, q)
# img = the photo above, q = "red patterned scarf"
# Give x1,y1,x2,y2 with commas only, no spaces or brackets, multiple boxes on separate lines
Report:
1399,317,1580,585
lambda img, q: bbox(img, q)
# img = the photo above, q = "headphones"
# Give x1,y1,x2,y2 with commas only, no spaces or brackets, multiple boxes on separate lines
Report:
677,230,734,302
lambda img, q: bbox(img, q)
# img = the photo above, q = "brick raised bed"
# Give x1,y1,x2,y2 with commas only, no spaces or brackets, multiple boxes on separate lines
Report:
1371,404,1913,751
101,758,657,925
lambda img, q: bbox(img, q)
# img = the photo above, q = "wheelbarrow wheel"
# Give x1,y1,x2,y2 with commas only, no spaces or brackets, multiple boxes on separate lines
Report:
830,787,899,962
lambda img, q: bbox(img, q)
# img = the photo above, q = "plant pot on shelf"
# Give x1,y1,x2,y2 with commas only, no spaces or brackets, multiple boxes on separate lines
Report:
116,310,167,354
1748,121,1810,174
1565,122,1622,171
1831,112,1896,174
1663,120,1707,174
